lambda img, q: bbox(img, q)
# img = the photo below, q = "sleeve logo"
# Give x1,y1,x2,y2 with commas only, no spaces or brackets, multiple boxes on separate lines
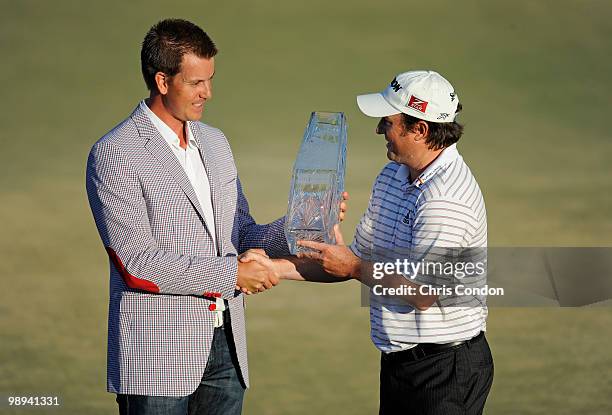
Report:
407,95,428,113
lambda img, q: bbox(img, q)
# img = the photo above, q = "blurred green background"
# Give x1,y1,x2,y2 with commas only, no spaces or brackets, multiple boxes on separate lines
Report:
1,0,611,413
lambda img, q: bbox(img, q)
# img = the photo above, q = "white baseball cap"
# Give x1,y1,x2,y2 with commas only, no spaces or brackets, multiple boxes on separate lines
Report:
356,70,459,123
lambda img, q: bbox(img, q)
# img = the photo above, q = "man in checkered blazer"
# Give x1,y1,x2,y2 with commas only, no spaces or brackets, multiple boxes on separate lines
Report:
86,19,288,415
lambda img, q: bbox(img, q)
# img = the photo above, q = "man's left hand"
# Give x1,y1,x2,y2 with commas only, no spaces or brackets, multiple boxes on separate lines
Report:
297,225,360,278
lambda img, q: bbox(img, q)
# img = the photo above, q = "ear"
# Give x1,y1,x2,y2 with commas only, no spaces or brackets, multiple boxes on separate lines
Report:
154,72,170,95
412,120,429,142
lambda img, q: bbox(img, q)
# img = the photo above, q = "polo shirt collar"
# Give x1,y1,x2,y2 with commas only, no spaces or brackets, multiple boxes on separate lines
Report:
396,143,460,190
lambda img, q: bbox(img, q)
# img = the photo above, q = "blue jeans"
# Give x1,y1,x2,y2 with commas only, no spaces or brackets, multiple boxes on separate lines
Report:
117,324,245,415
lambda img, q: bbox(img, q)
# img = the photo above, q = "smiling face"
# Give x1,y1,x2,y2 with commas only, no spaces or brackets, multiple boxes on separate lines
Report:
376,113,419,165
376,114,442,181
159,53,215,123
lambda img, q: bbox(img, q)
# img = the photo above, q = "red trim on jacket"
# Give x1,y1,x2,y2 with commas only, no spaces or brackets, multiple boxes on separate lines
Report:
203,292,222,298
105,247,160,293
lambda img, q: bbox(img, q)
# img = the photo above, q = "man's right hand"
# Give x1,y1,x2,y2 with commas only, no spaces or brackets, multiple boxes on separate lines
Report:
236,249,280,294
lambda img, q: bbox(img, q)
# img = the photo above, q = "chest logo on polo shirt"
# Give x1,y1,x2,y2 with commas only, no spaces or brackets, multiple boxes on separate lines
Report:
407,95,428,113
402,212,411,225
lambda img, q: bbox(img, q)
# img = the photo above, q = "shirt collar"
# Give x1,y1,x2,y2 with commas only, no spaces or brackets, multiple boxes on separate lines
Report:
139,100,197,150
395,143,460,190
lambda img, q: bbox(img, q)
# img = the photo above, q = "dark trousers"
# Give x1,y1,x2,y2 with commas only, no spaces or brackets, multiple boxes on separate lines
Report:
379,333,494,415
117,321,245,415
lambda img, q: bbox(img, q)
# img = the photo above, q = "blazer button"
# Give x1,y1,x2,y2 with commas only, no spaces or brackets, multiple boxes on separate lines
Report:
209,304,217,311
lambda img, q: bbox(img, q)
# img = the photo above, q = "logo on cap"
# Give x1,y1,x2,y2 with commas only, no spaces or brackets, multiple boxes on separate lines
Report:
390,77,402,92
407,95,428,113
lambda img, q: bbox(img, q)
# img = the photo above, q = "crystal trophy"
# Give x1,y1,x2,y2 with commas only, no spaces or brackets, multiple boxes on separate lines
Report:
285,111,347,254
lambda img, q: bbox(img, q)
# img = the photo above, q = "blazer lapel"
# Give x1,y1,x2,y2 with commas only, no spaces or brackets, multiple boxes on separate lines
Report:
131,105,210,232
190,123,226,255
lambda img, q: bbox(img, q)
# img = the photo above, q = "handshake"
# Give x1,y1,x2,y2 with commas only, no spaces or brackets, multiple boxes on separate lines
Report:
235,249,281,295
235,192,350,295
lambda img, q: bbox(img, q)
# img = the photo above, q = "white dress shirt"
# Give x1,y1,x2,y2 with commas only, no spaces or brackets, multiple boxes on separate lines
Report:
140,100,226,326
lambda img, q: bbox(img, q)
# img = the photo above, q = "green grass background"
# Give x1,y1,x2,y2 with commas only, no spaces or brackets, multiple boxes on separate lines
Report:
1,0,611,413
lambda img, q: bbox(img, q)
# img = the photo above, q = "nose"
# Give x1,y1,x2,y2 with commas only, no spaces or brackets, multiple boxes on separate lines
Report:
200,80,212,100
376,118,385,135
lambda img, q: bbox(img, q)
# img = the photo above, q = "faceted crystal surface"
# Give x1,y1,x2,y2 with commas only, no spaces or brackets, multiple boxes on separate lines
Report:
285,112,347,254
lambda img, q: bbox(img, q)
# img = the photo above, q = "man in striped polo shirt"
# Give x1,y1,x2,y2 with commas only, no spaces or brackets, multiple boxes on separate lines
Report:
293,71,494,414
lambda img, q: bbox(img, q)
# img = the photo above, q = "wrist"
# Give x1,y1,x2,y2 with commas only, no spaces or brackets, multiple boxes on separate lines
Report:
271,258,294,279
349,255,361,280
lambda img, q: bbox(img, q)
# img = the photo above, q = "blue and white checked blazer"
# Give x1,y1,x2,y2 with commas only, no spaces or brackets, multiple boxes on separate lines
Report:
86,103,289,397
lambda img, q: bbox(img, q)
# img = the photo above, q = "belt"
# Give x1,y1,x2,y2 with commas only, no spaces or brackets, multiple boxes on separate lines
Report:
383,331,484,363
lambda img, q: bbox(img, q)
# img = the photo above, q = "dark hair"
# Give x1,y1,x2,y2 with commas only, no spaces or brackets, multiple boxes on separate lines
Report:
141,19,218,92
401,103,464,150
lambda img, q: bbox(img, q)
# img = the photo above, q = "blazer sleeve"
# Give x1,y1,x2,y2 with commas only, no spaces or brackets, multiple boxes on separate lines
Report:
86,140,238,299
234,177,290,257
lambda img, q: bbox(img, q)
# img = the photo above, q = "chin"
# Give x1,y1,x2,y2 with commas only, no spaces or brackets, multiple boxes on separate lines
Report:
187,111,203,121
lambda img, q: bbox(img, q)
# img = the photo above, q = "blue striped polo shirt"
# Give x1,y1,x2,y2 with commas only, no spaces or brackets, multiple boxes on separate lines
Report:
350,144,488,352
